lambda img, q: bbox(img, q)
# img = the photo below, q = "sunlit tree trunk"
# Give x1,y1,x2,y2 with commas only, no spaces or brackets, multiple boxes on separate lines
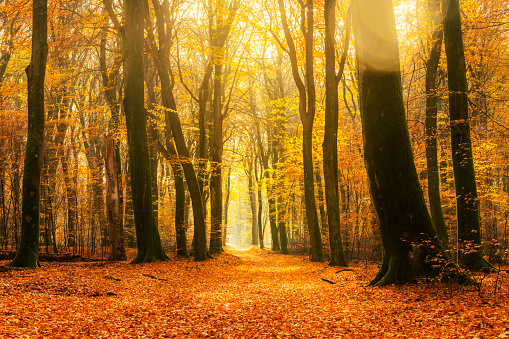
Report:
442,0,493,270
246,159,258,246
352,0,473,286
209,2,225,253
9,0,48,268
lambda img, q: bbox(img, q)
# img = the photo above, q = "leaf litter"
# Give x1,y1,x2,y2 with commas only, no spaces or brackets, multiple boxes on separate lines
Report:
1,246,509,338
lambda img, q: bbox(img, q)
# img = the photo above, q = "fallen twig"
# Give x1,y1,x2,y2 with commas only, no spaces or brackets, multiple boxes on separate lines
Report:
104,275,121,282
321,278,336,285
143,273,167,281
335,268,354,274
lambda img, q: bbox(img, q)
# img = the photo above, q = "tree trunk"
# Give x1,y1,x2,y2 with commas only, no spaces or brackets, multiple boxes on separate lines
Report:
442,0,493,270
278,0,323,262
104,135,126,261
425,0,449,247
144,0,207,261
223,166,231,246
9,0,48,268
124,0,164,264
209,32,224,254
352,0,473,286
323,0,347,266
247,163,258,246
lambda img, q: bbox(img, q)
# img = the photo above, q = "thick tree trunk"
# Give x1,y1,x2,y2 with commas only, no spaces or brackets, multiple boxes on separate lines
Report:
124,0,164,264
425,0,449,247
442,0,493,270
9,0,48,268
315,164,327,236
323,0,347,267
352,0,472,286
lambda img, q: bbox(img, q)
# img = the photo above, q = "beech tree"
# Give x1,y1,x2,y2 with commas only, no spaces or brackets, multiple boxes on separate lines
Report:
424,0,449,247
8,0,48,268
323,0,348,266
442,0,493,270
122,0,166,263
352,0,471,285
277,0,324,262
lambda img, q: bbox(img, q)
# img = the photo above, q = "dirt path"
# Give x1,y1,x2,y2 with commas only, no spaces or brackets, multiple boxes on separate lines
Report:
1,247,509,338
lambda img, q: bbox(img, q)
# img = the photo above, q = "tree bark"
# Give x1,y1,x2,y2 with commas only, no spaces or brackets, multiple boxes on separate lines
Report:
425,0,449,247
323,0,348,266
442,0,493,270
104,135,126,261
145,0,208,261
9,0,48,268
352,0,473,286
209,5,225,253
124,0,164,263
278,0,323,262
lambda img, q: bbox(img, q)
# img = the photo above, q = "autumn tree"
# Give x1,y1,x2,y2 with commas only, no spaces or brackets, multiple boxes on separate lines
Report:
144,0,208,261
100,17,126,261
442,0,493,270
352,0,471,285
122,0,166,263
8,0,48,268
277,0,324,262
323,0,348,266
209,0,241,254
424,0,449,247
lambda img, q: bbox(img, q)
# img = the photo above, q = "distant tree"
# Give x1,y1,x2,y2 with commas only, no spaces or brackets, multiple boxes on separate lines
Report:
8,0,48,268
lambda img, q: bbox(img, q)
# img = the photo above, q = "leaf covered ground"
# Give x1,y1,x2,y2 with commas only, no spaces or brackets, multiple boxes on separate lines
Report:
1,247,509,338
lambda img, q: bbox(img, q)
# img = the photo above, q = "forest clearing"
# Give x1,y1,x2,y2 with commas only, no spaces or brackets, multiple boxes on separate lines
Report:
1,247,509,338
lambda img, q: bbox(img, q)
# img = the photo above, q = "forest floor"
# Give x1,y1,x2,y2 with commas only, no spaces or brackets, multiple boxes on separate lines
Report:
1,247,509,338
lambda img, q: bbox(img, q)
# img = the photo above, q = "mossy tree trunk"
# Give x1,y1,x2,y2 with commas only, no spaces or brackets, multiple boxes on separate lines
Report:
442,0,493,270
323,0,348,267
352,0,472,286
425,0,449,247
9,0,48,268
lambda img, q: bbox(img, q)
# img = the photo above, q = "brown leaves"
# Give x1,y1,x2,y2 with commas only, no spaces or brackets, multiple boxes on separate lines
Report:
1,248,509,338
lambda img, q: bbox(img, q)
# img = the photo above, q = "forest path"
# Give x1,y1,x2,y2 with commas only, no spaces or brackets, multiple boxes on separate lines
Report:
1,247,509,338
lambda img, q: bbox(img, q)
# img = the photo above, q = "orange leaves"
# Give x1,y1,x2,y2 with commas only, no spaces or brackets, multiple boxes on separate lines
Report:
1,248,509,337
